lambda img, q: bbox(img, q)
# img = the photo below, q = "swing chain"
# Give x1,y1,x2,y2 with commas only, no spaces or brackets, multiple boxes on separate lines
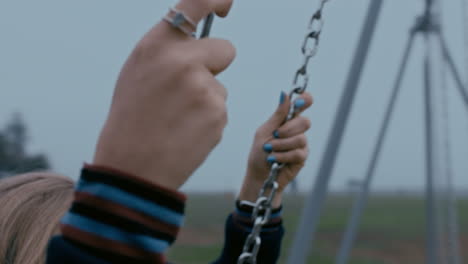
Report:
293,0,330,95
238,164,281,264
237,1,331,263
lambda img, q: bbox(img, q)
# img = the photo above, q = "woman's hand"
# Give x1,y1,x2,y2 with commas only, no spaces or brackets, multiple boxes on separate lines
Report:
239,92,313,208
93,0,236,190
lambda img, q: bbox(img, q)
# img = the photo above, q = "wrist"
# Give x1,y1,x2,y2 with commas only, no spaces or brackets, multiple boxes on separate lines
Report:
83,163,187,200
239,173,283,209
93,132,185,190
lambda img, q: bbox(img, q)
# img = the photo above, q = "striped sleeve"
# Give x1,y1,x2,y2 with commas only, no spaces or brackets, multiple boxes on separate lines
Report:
47,164,186,264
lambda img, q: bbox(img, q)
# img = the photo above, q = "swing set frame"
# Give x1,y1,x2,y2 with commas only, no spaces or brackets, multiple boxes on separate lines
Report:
288,0,468,263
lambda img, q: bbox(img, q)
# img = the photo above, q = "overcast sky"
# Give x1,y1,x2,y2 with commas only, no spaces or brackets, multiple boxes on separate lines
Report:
1,0,467,193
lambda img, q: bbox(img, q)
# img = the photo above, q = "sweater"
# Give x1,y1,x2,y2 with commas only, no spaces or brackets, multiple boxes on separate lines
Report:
46,165,284,264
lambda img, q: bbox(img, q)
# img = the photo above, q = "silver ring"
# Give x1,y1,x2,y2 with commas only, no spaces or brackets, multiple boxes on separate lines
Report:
163,8,197,38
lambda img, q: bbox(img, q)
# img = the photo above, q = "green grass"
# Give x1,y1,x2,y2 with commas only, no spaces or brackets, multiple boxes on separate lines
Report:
167,194,468,264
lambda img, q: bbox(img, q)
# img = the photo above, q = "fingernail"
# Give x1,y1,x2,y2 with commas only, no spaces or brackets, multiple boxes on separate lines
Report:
294,98,306,109
263,143,273,153
267,155,276,164
279,91,286,105
273,130,280,138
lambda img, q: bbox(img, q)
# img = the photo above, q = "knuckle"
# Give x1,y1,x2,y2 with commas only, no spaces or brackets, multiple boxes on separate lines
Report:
212,116,227,143
298,135,308,147
191,71,209,88
293,150,302,160
221,86,228,100
208,96,227,124
165,45,198,72
213,127,225,145
302,117,312,130
213,81,228,100
186,72,210,100
205,110,226,147
294,149,307,161
216,103,228,127
179,56,200,75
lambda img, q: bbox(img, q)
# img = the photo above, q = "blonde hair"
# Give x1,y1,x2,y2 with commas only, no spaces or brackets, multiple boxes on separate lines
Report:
0,173,74,264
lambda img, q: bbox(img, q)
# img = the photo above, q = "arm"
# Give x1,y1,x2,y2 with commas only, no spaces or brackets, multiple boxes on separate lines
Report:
214,92,313,264
47,0,236,263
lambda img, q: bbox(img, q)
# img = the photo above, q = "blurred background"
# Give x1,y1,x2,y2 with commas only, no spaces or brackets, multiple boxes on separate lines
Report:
1,0,467,263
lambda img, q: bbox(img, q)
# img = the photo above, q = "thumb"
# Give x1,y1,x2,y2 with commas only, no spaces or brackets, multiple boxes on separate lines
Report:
194,38,236,75
263,91,290,133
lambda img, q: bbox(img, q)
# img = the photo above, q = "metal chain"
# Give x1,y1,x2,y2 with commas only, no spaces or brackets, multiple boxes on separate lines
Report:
237,1,331,263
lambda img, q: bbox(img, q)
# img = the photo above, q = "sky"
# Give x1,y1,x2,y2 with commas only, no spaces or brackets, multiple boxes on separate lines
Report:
1,0,467,193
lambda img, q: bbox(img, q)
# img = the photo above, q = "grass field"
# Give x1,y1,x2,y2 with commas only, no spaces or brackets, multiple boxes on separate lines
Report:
167,193,468,264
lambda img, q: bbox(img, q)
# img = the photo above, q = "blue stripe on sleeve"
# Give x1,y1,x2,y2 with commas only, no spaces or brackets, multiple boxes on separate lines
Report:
234,209,252,218
76,179,183,227
61,213,169,253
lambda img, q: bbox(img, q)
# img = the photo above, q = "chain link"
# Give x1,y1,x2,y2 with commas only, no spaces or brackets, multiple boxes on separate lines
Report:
237,1,331,263
293,0,330,95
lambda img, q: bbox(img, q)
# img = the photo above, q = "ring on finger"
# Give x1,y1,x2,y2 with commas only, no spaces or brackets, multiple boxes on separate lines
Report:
163,8,197,38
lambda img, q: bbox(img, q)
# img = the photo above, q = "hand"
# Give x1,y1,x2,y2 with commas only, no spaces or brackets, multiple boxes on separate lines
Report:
93,0,236,190
239,92,313,208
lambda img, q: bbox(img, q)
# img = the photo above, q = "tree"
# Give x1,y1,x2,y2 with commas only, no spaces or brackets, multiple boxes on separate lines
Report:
4,112,28,158
0,113,51,176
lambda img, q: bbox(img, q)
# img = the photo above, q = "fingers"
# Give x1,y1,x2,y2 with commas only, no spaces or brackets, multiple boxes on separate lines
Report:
291,92,314,116
207,77,228,100
274,116,311,138
262,116,310,166
147,0,234,43
212,0,234,18
268,148,309,165
262,92,313,134
176,0,234,24
137,0,237,75
194,38,236,74
265,134,307,152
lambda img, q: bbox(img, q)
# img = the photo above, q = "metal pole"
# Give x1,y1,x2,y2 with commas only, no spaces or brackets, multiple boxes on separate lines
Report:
423,30,440,264
439,35,468,111
439,34,463,264
445,178,463,264
335,32,417,264
422,1,452,263
441,65,463,264
286,1,384,263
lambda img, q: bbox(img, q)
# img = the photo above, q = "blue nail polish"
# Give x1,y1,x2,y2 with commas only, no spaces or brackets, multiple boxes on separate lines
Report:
267,155,276,164
263,143,273,153
294,98,306,109
279,92,286,105
273,130,280,138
